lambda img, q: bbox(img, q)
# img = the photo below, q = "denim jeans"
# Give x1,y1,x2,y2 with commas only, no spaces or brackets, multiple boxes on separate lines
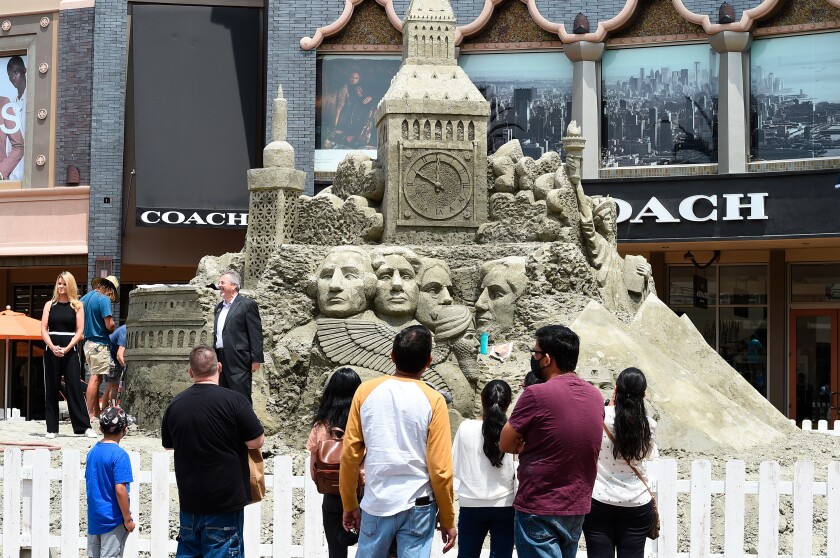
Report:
176,509,244,558
357,502,437,558
513,510,584,558
457,506,514,558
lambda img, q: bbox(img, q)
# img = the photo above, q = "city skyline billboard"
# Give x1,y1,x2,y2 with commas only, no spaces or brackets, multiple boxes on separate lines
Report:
601,44,718,168
0,53,27,183
750,32,840,161
461,52,573,158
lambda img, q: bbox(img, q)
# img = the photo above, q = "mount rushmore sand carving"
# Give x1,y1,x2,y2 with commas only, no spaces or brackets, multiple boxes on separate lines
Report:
126,0,820,470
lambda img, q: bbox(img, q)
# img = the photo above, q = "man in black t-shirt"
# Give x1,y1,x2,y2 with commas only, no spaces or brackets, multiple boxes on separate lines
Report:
161,345,264,557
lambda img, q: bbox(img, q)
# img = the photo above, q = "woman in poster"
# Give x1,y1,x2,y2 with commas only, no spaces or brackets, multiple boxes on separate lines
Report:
329,70,376,149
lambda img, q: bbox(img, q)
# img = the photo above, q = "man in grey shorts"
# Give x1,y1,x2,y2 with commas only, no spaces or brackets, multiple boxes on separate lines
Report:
80,275,118,435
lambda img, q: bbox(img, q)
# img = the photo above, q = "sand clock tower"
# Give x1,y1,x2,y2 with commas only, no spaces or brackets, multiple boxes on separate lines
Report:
376,0,490,243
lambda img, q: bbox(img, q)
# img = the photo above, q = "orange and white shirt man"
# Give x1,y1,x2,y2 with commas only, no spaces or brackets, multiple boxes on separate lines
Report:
339,325,457,556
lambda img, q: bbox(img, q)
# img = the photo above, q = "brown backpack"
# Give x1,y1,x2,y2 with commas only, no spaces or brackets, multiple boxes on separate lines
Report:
313,427,346,495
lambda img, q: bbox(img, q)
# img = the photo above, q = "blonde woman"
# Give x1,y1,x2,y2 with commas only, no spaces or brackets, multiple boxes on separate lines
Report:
41,271,91,438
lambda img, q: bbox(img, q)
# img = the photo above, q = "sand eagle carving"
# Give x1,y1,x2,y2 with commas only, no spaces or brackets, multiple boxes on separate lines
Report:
316,318,398,374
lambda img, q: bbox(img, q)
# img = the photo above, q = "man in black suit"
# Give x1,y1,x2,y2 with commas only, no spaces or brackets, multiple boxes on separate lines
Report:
213,270,264,402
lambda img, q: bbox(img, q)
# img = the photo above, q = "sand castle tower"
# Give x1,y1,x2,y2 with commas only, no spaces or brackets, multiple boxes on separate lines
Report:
376,0,490,243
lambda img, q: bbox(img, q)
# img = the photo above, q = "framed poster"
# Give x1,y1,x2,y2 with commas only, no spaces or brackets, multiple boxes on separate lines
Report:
0,53,27,183
315,55,401,172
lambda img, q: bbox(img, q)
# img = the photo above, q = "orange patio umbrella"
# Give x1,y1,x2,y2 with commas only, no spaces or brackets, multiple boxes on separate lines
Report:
0,306,42,412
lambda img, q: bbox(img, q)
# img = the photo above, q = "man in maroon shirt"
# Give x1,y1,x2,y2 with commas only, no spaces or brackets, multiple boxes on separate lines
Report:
500,325,604,558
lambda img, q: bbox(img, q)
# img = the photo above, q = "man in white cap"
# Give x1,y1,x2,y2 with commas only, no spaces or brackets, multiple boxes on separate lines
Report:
81,275,119,436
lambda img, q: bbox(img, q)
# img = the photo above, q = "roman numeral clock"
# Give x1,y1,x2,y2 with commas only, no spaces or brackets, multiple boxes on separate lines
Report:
402,149,472,222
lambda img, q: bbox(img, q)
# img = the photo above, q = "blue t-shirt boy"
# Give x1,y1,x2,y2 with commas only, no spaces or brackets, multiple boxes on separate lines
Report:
85,441,133,535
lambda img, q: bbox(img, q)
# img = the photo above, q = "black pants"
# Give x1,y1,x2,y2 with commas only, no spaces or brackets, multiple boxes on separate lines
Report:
322,493,358,558
217,350,252,403
582,498,654,558
43,344,89,434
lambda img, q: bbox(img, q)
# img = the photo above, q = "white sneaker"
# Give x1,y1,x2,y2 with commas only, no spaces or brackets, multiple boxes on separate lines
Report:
85,428,98,438
45,432,57,439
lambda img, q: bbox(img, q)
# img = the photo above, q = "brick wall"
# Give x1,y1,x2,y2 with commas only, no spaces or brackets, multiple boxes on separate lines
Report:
56,7,94,187
682,0,757,20
89,0,128,317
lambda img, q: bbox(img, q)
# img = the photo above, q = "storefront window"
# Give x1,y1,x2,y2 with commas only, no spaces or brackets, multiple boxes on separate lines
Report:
601,44,718,167
668,266,717,306
750,33,840,161
791,263,840,302
719,265,767,305
669,265,768,396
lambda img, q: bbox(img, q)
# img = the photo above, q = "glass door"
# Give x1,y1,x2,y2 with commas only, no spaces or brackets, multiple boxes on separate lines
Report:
789,310,839,422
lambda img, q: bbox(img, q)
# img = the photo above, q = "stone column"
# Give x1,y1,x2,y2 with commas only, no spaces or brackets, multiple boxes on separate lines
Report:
709,31,750,174
564,41,604,180
244,86,306,285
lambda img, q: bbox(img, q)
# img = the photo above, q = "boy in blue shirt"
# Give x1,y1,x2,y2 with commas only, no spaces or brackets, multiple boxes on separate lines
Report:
85,406,135,558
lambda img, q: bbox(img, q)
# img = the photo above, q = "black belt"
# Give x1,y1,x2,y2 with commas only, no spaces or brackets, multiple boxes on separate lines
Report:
414,496,433,506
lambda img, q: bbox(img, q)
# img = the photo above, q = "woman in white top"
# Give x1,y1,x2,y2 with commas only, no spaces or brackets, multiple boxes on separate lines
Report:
453,380,516,558
583,367,658,558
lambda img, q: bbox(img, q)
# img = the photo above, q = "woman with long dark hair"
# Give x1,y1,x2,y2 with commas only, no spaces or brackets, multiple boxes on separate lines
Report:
306,367,362,558
452,379,516,558
40,271,90,438
583,367,658,558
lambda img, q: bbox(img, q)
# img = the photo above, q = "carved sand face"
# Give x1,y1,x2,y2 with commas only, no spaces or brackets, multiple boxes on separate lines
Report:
595,211,616,241
475,261,527,333
373,254,419,317
315,251,372,318
567,155,581,186
416,264,454,327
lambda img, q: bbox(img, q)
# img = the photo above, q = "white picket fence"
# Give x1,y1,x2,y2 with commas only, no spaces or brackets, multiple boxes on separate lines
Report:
795,419,840,436
2,448,840,558
1,408,25,421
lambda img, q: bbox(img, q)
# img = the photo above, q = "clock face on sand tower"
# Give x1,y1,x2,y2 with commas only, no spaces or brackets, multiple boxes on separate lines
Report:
403,151,472,220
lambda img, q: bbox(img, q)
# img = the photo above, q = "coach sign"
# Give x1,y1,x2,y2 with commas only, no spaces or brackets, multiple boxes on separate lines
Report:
587,169,840,243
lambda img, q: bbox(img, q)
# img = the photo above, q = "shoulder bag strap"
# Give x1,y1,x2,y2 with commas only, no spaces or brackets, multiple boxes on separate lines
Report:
603,423,658,511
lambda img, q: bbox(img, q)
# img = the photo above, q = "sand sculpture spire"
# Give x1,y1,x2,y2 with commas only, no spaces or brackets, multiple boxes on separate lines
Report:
402,0,456,65
376,0,490,243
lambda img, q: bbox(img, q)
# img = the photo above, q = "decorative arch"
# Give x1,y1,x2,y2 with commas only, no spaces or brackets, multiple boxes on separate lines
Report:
671,0,783,34
300,0,403,50
455,0,642,45
456,0,558,45
556,0,639,43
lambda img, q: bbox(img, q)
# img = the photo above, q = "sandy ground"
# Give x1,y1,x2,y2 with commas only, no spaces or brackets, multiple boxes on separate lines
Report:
3,417,840,555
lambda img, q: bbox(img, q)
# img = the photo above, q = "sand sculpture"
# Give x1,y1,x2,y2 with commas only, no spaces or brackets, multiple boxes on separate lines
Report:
125,0,797,454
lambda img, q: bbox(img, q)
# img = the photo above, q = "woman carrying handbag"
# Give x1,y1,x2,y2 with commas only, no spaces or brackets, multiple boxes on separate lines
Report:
306,367,362,558
583,367,659,558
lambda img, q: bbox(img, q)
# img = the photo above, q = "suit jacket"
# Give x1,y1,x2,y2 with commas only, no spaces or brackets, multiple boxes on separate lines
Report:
213,294,264,376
